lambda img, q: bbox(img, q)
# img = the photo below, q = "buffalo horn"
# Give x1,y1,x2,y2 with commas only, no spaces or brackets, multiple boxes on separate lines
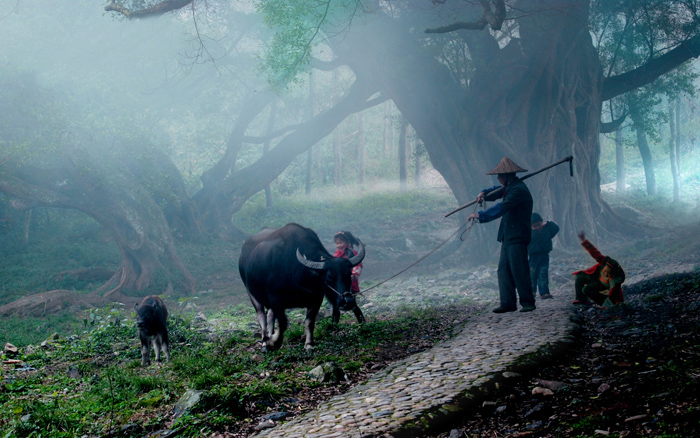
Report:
296,249,326,270
348,241,365,267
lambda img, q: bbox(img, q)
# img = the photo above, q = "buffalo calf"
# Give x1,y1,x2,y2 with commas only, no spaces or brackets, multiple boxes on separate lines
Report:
134,295,170,366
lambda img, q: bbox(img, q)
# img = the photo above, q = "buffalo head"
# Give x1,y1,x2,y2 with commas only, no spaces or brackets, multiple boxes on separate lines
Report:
296,242,365,311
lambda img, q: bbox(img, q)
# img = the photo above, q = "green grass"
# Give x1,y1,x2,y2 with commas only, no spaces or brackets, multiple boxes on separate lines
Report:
0,302,464,437
232,186,455,234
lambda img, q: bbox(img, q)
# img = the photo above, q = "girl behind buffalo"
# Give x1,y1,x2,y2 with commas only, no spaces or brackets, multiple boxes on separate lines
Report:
333,231,363,294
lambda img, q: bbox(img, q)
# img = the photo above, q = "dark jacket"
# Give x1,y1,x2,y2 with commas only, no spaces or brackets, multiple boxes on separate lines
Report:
528,221,560,255
477,178,533,244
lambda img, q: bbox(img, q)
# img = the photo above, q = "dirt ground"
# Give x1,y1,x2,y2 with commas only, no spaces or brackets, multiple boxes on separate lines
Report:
422,271,700,438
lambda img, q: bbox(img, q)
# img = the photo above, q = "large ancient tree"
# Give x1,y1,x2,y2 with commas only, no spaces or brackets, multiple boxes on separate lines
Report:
107,0,700,243
318,0,700,243
3,0,699,313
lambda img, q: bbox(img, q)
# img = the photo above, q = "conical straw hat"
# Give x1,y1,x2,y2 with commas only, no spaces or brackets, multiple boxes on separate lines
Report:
486,156,527,175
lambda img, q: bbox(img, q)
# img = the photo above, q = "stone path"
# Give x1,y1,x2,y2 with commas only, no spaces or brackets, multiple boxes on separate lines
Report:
253,293,577,438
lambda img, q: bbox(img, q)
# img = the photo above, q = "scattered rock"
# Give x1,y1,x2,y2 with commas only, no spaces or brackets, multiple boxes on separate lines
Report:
495,405,508,414
307,362,346,383
531,387,554,396
262,411,290,421
172,389,204,420
525,420,543,429
534,379,567,392
448,429,463,438
524,403,546,418
502,371,521,379
4,343,18,357
254,419,276,431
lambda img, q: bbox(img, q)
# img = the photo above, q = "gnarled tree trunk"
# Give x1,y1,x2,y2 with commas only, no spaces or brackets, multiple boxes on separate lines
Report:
330,0,630,248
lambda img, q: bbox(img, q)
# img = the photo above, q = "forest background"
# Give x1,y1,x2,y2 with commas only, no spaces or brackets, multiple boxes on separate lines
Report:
1,0,700,326
2,1,700,437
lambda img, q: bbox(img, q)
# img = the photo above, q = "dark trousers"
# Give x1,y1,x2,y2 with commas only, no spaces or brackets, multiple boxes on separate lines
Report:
529,253,550,297
498,243,535,310
574,273,609,305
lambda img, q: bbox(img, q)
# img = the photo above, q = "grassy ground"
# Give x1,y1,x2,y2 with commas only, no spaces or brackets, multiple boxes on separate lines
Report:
0,185,477,437
1,169,699,437
0,302,480,437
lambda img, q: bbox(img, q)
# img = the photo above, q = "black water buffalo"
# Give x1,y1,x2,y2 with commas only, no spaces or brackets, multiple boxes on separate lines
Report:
239,223,366,351
134,295,170,366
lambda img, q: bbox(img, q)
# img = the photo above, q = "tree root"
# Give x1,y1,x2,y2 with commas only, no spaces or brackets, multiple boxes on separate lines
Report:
0,289,137,318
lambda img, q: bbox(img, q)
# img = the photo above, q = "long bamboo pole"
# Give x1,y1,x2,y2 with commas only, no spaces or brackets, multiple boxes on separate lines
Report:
444,156,574,218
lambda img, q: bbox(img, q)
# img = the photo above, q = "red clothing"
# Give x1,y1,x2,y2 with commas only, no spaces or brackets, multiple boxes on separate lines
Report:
572,240,624,304
333,248,362,293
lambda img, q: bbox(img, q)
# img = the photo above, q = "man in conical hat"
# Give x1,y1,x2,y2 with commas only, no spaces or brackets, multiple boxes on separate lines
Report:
468,156,536,313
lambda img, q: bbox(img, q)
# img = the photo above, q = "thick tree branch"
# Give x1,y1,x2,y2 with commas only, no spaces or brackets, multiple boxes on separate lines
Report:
602,35,700,101
426,0,506,34
600,113,628,134
105,0,193,19
240,93,388,144
309,57,345,71
222,76,381,215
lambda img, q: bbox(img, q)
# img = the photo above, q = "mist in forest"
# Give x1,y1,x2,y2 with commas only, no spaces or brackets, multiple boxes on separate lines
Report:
2,0,700,307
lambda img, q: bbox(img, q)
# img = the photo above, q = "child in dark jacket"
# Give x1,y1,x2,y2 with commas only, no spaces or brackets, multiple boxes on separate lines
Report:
528,213,559,299
572,231,625,306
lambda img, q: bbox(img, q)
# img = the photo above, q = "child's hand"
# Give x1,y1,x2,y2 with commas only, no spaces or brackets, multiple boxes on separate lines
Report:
578,230,586,242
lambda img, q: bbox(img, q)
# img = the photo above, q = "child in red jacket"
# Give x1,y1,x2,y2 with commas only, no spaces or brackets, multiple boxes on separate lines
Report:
333,231,363,294
572,231,625,306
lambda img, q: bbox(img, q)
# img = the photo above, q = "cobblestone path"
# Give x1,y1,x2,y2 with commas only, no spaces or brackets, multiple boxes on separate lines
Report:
254,295,577,437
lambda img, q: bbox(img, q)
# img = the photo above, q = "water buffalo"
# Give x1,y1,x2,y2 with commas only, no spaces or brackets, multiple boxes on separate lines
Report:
239,223,365,351
134,295,170,366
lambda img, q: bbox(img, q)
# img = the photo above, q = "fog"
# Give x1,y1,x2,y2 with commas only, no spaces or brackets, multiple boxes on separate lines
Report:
2,0,700,304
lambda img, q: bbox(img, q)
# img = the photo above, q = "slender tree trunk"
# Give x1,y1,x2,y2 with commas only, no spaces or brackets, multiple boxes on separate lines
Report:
23,209,31,245
383,102,389,156
636,126,657,196
263,100,278,208
333,70,343,187
305,72,316,196
669,100,680,202
675,98,682,195
333,125,342,187
358,111,366,185
629,107,657,196
414,140,422,187
398,115,408,191
389,103,395,159
615,126,625,192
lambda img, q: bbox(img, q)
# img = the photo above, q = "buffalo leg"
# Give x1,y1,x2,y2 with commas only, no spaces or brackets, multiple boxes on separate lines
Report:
161,329,171,361
304,307,320,350
352,306,366,323
154,332,170,362
140,333,152,366
269,309,287,350
331,304,341,324
249,295,269,346
266,308,275,340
